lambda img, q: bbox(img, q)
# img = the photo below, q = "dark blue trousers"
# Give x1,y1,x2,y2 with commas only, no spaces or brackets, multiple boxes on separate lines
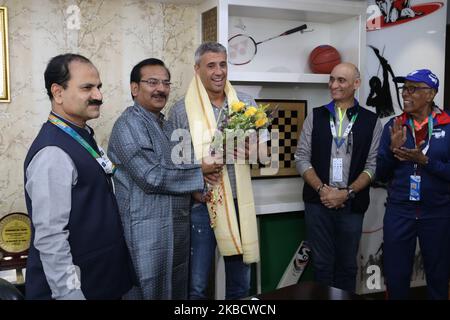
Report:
383,204,450,300
305,202,364,292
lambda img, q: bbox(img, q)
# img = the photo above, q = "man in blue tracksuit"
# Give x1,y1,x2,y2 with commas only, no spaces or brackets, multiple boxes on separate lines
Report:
376,69,450,299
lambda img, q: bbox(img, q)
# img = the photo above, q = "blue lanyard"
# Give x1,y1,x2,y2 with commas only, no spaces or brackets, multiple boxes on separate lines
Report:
48,114,116,175
329,113,358,149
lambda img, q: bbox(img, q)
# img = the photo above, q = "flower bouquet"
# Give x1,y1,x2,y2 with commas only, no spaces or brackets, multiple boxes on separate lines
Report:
206,100,276,227
210,100,273,152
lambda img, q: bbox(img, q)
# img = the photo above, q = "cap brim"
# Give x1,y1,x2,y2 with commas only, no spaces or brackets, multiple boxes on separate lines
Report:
393,76,406,83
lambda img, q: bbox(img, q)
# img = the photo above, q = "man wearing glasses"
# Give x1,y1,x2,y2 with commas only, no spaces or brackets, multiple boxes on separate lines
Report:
107,58,205,299
377,69,450,299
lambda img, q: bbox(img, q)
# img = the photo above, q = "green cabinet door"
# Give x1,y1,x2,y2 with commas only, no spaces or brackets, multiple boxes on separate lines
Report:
258,211,313,293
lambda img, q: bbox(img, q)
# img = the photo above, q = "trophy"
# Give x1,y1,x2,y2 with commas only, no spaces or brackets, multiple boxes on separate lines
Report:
0,213,31,284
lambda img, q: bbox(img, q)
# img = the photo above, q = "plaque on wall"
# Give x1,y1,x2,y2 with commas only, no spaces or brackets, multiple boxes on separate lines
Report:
0,7,10,102
0,212,31,272
251,99,307,178
202,7,217,42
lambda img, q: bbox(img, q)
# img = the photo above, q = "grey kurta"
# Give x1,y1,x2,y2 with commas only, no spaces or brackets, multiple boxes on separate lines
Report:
108,103,204,299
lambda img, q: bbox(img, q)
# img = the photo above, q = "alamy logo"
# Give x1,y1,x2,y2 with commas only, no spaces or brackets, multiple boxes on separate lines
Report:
66,5,81,30
66,265,81,290
366,265,381,290
170,128,280,175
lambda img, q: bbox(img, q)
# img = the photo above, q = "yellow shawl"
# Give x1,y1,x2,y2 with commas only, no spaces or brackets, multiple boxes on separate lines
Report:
185,74,260,264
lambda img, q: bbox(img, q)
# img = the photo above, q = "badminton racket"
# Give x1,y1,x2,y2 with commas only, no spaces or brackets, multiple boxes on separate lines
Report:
228,24,308,65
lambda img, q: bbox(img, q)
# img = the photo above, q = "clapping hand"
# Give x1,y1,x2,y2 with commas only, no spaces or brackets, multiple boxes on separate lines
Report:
389,117,407,152
393,141,429,165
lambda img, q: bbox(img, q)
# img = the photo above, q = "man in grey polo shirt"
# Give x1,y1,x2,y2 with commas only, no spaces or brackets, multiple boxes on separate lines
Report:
295,62,382,292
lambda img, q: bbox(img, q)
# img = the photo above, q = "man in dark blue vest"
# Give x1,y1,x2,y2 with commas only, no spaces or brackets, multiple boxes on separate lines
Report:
24,54,135,299
295,62,382,292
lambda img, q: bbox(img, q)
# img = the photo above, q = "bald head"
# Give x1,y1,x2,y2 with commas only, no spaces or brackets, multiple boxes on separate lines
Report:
332,62,360,81
329,62,361,106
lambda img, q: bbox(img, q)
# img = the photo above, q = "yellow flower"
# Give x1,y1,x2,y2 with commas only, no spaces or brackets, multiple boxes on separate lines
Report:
244,106,257,117
255,111,266,120
231,101,245,113
255,117,268,128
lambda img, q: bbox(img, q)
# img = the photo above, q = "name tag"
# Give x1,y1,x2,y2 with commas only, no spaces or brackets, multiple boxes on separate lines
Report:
332,158,343,182
409,175,421,201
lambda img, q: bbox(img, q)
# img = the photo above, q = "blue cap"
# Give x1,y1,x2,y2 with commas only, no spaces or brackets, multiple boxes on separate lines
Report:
394,69,439,91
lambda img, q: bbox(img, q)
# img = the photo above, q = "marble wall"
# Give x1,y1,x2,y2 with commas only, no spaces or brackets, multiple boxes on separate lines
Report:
0,0,199,216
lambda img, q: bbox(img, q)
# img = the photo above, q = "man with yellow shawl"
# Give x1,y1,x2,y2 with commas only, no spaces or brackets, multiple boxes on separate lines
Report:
169,42,260,300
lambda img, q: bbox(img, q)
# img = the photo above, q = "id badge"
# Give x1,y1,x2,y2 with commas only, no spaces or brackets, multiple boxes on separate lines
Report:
409,175,421,201
332,158,343,182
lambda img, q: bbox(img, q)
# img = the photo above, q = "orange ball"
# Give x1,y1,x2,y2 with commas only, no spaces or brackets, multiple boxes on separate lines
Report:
308,45,341,74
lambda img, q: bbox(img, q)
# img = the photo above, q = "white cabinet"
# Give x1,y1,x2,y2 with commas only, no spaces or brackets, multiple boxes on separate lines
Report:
198,0,367,84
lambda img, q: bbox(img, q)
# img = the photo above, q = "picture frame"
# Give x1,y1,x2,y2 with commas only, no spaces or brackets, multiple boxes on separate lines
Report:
0,7,10,102
202,7,217,42
251,99,307,178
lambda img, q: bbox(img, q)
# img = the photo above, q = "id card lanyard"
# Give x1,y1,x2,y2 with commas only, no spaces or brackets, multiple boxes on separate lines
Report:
409,114,433,175
48,114,116,175
329,111,358,150
408,114,433,201
329,109,358,182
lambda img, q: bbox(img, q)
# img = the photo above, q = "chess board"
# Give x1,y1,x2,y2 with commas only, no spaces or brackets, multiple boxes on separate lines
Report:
251,100,306,178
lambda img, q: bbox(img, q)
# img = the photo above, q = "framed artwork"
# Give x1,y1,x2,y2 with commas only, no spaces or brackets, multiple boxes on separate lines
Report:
201,7,217,42
0,7,9,102
251,99,307,178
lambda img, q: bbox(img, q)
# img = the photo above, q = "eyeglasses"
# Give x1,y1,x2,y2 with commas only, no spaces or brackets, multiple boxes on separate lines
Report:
140,78,172,88
399,86,433,94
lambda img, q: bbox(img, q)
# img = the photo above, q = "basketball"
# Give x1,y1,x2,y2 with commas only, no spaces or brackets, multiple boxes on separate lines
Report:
308,45,341,74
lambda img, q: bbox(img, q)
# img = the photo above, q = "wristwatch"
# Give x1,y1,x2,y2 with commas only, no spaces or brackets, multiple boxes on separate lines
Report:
317,183,325,194
346,187,356,200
